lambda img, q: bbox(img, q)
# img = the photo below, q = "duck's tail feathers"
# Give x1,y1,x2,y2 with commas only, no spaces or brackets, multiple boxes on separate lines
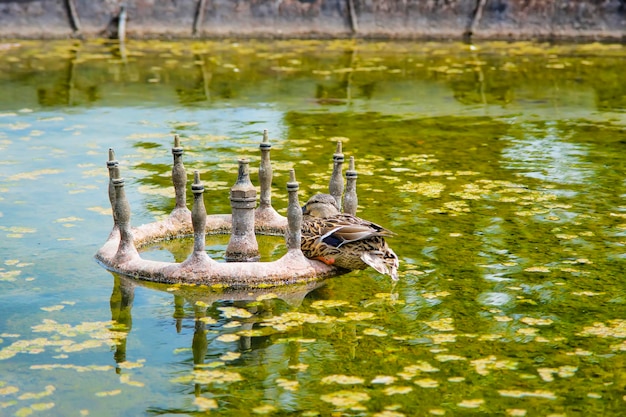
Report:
361,249,399,281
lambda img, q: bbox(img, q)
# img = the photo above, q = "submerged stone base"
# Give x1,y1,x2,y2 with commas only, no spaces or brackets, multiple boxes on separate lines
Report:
1,0,625,41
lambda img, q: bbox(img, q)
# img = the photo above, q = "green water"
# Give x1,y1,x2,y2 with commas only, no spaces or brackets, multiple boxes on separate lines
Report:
1,39,626,416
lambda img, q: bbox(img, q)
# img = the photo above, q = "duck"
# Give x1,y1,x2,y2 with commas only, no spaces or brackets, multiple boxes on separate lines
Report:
300,193,399,281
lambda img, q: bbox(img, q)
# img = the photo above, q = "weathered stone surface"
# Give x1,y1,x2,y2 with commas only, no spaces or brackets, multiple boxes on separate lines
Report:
1,0,624,40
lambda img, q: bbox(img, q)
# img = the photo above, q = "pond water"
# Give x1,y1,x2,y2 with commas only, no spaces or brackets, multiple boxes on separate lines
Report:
1,39,626,416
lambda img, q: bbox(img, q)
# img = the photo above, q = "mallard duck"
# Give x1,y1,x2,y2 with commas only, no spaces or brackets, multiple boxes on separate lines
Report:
301,194,399,281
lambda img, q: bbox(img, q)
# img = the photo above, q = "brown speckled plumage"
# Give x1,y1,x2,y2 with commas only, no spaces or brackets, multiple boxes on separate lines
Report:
301,194,399,280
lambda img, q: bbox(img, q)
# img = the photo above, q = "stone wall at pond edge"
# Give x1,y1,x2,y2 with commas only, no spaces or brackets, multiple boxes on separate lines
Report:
1,0,625,40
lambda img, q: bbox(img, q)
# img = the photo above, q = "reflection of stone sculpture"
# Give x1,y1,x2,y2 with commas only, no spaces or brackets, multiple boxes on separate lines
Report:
96,131,359,288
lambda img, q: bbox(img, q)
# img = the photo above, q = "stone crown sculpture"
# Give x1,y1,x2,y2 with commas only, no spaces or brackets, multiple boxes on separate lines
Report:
95,130,359,288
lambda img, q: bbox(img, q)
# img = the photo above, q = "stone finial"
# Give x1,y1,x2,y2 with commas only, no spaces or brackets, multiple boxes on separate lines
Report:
191,171,207,254
172,134,187,210
344,156,358,215
329,141,344,210
112,170,138,263
107,148,119,225
225,159,260,262
286,169,302,250
258,129,272,209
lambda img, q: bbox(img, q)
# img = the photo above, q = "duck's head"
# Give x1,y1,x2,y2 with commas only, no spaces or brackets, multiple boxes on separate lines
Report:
302,193,340,218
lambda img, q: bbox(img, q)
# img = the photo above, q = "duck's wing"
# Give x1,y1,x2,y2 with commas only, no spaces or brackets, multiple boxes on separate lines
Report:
319,224,386,248
337,214,396,237
303,215,395,247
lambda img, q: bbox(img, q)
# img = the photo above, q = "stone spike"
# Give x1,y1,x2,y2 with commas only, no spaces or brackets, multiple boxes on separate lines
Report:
107,149,119,225
329,140,344,210
259,130,273,209
191,170,207,255
344,156,358,215
286,168,302,250
112,174,138,263
172,134,187,210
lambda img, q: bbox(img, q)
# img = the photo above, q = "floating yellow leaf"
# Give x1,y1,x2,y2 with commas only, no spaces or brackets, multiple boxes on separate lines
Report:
520,317,553,326
0,386,19,395
538,368,556,382
374,411,405,417
341,312,376,323
15,407,32,417
198,317,217,324
41,305,64,312
422,291,451,299
192,369,243,384
216,334,240,343
18,385,54,400
383,386,413,395
431,334,457,344
524,266,550,273
288,363,308,372
252,404,277,414
217,307,253,319
572,291,603,296
471,356,518,376
117,360,145,369
555,234,577,240
321,375,365,385
424,318,454,332
435,354,466,362
566,348,593,356
0,270,20,281
414,378,439,388
371,376,396,385
55,217,83,223
457,399,484,408
578,320,626,338
398,361,439,380
363,328,387,337
498,390,556,400
119,374,144,387
194,397,218,411
31,402,54,411
7,169,62,181
507,409,527,416
87,206,112,216
276,378,299,392
311,300,349,309
399,181,445,198
219,352,241,361
95,390,121,397
320,390,370,408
